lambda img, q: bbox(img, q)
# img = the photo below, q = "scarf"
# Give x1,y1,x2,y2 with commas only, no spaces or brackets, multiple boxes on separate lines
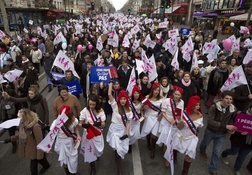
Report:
213,67,227,85
19,117,38,146
181,79,191,87
27,94,42,105
33,47,38,51
160,85,170,97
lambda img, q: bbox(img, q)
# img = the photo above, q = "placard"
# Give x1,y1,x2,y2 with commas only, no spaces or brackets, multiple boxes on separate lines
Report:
234,113,252,135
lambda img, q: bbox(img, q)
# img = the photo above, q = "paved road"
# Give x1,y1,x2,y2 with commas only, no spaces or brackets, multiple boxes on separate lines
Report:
0,75,251,175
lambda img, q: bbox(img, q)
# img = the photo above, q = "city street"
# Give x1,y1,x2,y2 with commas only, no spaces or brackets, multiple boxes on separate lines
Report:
0,70,251,175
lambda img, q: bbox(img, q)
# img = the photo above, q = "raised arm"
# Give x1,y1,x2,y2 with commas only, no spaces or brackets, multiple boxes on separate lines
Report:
108,81,114,103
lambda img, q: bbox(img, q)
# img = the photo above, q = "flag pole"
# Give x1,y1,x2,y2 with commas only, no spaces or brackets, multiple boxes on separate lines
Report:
247,84,251,94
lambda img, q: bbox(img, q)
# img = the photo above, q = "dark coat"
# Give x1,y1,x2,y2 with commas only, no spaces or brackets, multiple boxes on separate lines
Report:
117,66,132,89
234,84,252,111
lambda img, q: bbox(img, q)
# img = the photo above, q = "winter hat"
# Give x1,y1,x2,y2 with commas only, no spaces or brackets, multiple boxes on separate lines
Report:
117,90,130,107
60,105,71,116
131,85,141,99
151,81,160,90
186,96,201,115
173,86,183,94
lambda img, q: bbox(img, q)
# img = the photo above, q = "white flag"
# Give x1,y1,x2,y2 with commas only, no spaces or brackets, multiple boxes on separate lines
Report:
146,55,158,83
75,24,83,34
23,28,29,34
135,59,146,75
17,35,22,41
243,49,252,64
220,65,247,92
37,111,68,152
164,127,174,175
132,39,139,53
0,118,21,131
244,39,252,48
168,29,179,37
96,35,103,51
94,55,103,66
171,50,179,70
0,30,6,39
4,69,23,82
159,21,168,29
52,50,80,79
190,51,199,72
131,25,140,34
53,32,64,45
126,67,136,97
37,27,42,35
122,35,130,48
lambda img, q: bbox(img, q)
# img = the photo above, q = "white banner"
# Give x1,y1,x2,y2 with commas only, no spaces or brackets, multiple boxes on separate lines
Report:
159,21,169,29
220,65,247,92
146,55,158,83
81,138,97,163
52,50,80,79
37,111,68,152
171,50,179,70
132,39,139,53
0,30,6,39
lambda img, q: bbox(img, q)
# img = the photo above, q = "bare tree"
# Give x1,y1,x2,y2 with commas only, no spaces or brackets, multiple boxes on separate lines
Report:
0,0,10,33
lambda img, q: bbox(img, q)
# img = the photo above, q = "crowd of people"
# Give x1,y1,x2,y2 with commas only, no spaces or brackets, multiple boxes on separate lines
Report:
0,13,252,175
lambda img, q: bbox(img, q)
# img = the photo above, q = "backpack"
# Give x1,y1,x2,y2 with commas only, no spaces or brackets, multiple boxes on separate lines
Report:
30,119,46,138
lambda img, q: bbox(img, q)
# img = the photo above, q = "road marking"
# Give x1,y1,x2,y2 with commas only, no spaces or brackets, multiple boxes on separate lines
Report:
132,141,143,175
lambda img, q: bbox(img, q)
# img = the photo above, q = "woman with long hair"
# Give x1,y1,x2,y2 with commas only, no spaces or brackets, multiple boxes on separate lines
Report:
79,94,106,175
172,96,203,175
159,76,173,98
128,85,144,153
51,105,81,175
157,86,184,167
140,82,163,159
13,108,50,175
106,81,132,175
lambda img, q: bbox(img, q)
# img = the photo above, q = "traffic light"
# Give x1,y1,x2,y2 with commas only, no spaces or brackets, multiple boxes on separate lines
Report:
128,9,131,13
161,0,165,8
166,0,171,9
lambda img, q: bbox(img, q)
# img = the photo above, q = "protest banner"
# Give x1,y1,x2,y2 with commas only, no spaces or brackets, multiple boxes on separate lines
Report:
90,66,115,84
65,80,82,95
234,113,252,135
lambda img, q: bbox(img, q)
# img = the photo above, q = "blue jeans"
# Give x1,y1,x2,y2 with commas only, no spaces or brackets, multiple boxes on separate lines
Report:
222,144,252,171
199,129,226,173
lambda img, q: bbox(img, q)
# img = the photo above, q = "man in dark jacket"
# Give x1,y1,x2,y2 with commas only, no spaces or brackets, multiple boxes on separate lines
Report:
43,52,54,92
199,91,237,175
117,58,132,90
207,59,229,108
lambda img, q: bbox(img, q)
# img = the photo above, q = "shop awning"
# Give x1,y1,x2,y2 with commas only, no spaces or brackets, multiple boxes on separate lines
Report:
229,13,251,21
153,6,187,15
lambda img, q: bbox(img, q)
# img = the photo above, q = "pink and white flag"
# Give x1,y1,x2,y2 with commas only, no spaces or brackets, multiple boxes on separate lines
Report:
243,49,252,64
244,38,252,48
17,35,22,41
190,51,199,72
53,32,64,45
240,26,250,35
4,69,23,82
0,30,5,39
164,127,174,175
122,35,130,48
132,39,139,52
94,55,103,66
159,21,169,29
220,65,247,92
168,29,179,38
37,110,68,152
96,35,103,51
37,27,42,35
146,55,158,83
131,25,140,34
126,67,136,97
171,50,179,70
52,50,80,79
136,59,146,75
23,28,29,34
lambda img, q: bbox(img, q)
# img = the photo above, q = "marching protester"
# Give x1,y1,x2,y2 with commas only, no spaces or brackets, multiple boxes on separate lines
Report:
51,105,81,175
157,86,184,167
1,9,252,175
172,96,203,175
12,108,50,175
140,82,163,159
52,86,81,120
199,91,237,175
106,80,132,175
79,94,106,175
2,85,49,126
